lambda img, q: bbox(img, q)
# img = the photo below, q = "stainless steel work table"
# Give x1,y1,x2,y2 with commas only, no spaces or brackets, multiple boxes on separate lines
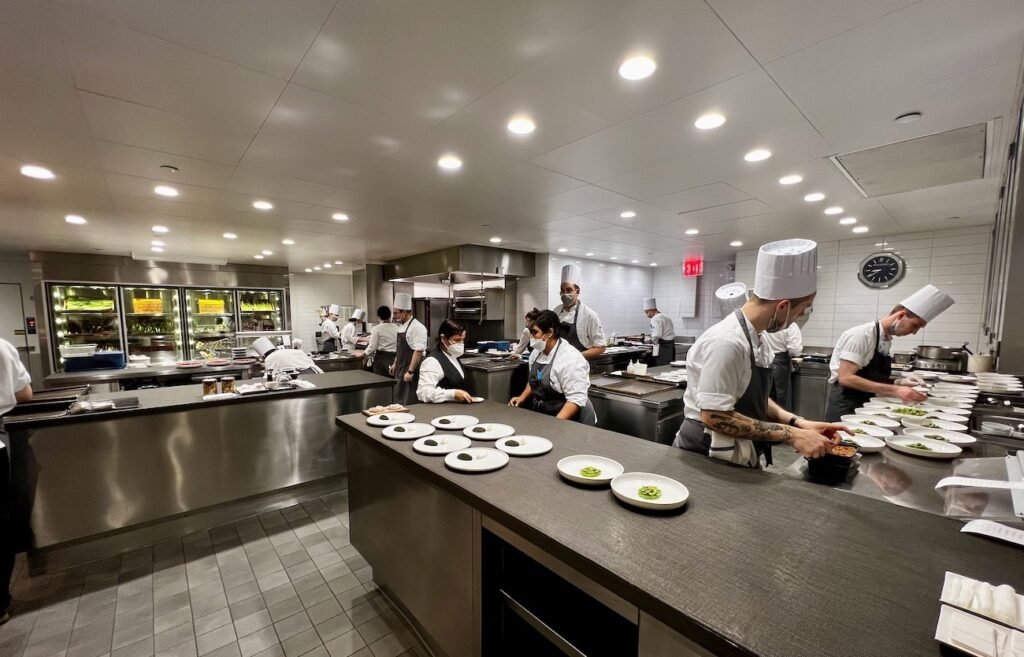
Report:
312,352,366,372
44,362,253,391
589,374,685,444
338,402,1024,657
460,356,527,402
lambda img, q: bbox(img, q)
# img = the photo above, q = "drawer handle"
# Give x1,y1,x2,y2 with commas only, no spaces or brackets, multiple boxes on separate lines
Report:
499,589,588,657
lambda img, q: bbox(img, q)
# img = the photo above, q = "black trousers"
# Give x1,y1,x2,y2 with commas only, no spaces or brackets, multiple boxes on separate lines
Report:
1,429,13,611
371,351,396,378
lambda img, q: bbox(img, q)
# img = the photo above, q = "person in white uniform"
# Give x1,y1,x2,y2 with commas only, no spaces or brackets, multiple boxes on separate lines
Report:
553,264,606,360
762,322,802,412
1,337,32,623
824,284,955,422
320,305,342,353
364,306,398,377
673,239,844,468
512,308,541,357
340,309,364,352
417,319,474,403
390,293,428,406
643,297,676,366
253,337,323,375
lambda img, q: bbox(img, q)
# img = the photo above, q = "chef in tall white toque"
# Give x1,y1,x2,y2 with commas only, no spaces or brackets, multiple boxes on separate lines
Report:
553,264,606,361
253,337,323,374
389,293,427,406
320,304,342,353
643,297,675,366
340,308,365,352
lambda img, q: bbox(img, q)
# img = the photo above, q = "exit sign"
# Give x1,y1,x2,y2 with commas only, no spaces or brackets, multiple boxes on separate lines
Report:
683,258,704,277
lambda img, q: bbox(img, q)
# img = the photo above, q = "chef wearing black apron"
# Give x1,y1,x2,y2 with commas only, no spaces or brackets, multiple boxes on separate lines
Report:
1,337,32,622
643,297,676,366
320,304,341,353
763,322,802,412
390,293,427,407
416,319,474,404
553,264,607,361
824,322,891,421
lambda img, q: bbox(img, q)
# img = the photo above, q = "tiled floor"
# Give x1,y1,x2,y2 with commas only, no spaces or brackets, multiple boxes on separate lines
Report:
0,491,429,657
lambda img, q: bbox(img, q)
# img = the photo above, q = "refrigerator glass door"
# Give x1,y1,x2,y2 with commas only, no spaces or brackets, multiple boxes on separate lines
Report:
185,288,236,358
122,286,184,364
48,284,123,370
237,289,284,331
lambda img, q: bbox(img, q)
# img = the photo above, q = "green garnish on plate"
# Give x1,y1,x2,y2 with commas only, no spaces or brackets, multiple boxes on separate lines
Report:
393,426,405,432
579,466,601,478
638,485,662,500
456,453,472,461
472,426,487,433
924,434,947,441
893,407,927,416
907,442,933,451
852,428,867,434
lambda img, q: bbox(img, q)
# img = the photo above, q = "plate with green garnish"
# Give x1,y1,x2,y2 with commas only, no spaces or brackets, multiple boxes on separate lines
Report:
885,436,962,459
611,472,689,510
902,428,977,446
557,455,623,486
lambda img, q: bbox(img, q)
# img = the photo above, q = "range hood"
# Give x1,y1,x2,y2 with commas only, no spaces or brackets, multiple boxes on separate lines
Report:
385,245,535,283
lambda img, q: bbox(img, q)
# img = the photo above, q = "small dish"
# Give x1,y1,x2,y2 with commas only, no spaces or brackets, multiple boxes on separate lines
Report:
902,428,977,445
902,417,969,432
842,414,900,429
885,436,963,459
557,455,624,486
840,424,894,438
462,423,515,440
444,447,509,473
413,435,471,455
836,432,885,453
367,412,416,427
382,422,435,440
495,435,552,457
610,472,690,511
853,408,901,420
470,396,485,403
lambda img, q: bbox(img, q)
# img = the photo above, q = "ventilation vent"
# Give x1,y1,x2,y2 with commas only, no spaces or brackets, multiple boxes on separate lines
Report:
833,123,986,197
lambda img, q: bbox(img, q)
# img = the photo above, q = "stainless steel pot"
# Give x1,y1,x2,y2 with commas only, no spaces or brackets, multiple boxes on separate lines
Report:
892,351,916,365
916,345,960,360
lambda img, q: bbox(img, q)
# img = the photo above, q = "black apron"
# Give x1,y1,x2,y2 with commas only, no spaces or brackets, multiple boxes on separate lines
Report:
423,350,466,392
321,320,338,353
673,310,775,467
652,339,675,366
824,322,891,422
371,351,395,378
393,319,422,406
527,340,597,425
560,304,587,352
769,351,794,412
0,422,14,611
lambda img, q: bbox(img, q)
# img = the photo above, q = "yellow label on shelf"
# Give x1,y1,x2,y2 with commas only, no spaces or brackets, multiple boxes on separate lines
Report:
65,298,114,312
132,298,164,314
197,299,226,314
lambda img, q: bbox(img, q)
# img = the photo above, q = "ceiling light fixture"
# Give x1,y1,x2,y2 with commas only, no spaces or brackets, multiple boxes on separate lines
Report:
332,212,349,221
852,226,869,234
152,225,169,234
778,174,803,185
557,248,568,253
252,200,273,210
313,266,321,271
154,185,179,197
824,206,843,215
649,262,658,267
839,217,857,225
618,54,657,80
305,268,313,273
223,232,237,239
620,210,636,219
730,240,743,247
630,259,639,264
437,154,463,171
21,164,56,180
744,148,772,162
323,263,332,269
282,239,295,245
334,260,343,265
803,192,825,202
151,246,164,253
694,113,726,130
585,252,594,256
489,237,502,243
151,239,165,247
506,115,536,135
254,254,264,260
610,256,618,260
261,250,273,255
65,214,87,225
685,228,699,235
895,111,922,124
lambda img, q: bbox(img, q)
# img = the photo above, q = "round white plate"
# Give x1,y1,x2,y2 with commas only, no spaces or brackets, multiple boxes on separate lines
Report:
870,396,904,406
463,423,515,440
413,435,471,455
939,374,976,383
382,422,435,440
843,414,900,429
495,435,552,457
902,428,977,445
900,412,967,427
470,396,485,403
841,424,893,438
854,408,900,419
611,472,690,511
921,404,971,416
670,360,686,367
367,412,416,427
903,418,968,432
885,436,963,459
837,432,886,453
922,398,973,410
911,371,940,380
557,455,624,486
444,447,509,473
862,401,895,410
431,415,480,430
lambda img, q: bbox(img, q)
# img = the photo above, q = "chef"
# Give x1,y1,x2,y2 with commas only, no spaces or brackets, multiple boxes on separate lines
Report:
509,310,596,424
512,308,541,357
389,293,427,406
253,337,323,375
824,284,955,421
340,309,365,352
553,264,606,360
643,297,675,366
1,337,32,624
364,306,398,377
417,319,474,403
320,305,342,353
762,321,802,411
673,239,842,467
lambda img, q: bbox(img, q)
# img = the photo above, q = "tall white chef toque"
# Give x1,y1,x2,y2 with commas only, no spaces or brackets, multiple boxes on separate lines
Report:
560,263,583,286
252,337,276,357
753,239,818,301
328,304,341,315
901,284,955,322
351,308,365,321
393,293,413,311
715,282,748,312
643,297,657,311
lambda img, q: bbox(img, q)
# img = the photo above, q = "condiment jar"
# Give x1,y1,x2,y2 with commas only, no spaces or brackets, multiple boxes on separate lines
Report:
220,376,235,394
202,378,218,396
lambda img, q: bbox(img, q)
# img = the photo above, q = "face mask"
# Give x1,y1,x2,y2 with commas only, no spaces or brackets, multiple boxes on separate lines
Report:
891,319,903,336
767,305,791,333
560,292,576,306
530,337,547,351
446,341,465,358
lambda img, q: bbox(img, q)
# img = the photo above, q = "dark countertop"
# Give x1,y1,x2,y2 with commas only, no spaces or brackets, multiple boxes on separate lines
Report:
44,362,251,385
9,370,394,430
338,401,1024,657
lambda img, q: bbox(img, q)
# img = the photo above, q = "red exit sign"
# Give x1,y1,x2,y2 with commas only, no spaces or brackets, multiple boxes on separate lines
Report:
683,258,704,278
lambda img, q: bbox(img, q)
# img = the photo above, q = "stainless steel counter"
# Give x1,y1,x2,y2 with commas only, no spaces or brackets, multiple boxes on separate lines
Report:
44,362,253,392
589,374,684,444
461,356,527,401
312,352,366,372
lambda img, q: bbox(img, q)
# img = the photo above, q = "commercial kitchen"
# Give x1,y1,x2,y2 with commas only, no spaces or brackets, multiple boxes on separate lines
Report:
1,2,1024,657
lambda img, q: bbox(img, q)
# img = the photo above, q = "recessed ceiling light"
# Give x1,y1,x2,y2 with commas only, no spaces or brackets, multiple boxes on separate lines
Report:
489,237,502,243
323,263,332,269
332,212,349,222
730,240,743,247
803,192,825,202
154,185,179,197
304,268,312,273
65,214,86,225
852,226,869,234
630,259,639,264
744,148,772,163
839,217,857,225
620,210,636,219
437,154,463,171
557,248,568,253
506,115,536,135
581,252,594,257
254,254,264,260
778,174,803,185
152,225,169,234
894,111,922,124
252,200,273,210
151,246,164,253
313,266,322,271
261,250,273,256
21,164,55,180
223,232,237,239
685,228,699,235
618,54,656,80
694,113,726,130
282,239,295,245
824,206,843,215
151,239,165,247
610,256,618,260
649,262,658,267
334,260,343,265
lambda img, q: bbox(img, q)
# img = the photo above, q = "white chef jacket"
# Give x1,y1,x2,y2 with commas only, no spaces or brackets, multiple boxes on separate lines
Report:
365,321,398,357
264,349,323,374
683,312,774,467
0,337,31,417
398,317,428,353
761,323,803,357
512,327,531,355
649,312,675,341
320,318,341,340
528,339,591,408
416,351,465,403
340,321,357,351
828,321,891,384
553,302,606,349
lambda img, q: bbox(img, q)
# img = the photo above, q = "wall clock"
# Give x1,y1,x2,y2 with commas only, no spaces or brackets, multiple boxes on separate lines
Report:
857,252,906,289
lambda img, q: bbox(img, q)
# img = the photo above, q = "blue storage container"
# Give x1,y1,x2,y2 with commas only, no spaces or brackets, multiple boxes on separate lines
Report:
63,351,126,372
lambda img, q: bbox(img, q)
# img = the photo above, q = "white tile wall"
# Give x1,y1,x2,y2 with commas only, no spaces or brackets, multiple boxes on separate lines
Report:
516,252,550,323
735,226,993,352
287,273,354,348
653,260,736,337
542,256,654,336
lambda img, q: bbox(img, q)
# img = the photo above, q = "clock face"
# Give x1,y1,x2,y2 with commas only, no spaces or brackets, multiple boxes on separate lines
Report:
858,253,906,289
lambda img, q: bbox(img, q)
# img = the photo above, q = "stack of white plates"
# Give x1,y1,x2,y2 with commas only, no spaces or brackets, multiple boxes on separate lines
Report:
975,373,1024,394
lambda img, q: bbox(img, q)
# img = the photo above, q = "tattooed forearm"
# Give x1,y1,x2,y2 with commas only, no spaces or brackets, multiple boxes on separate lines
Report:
700,410,792,443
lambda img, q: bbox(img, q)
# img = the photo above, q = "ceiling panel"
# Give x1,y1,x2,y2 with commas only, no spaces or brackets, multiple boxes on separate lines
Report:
649,182,751,214
0,123,100,170
110,194,212,220
103,172,222,207
545,185,635,215
0,156,111,210
877,178,1000,226
466,163,588,205
94,142,236,189
224,168,340,206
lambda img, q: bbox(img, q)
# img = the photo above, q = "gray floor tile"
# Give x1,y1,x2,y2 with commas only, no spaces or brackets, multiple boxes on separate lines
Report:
271,612,311,643
189,596,227,624
350,572,370,588
251,644,284,657
332,588,365,613
265,599,302,626
236,627,277,657
195,624,235,657
365,634,405,657
0,631,31,657
280,629,321,657
24,631,71,657
111,622,152,653
322,631,364,657
309,554,341,571
113,610,152,636
153,623,193,654
315,567,349,588
304,600,341,629
227,597,265,625
153,639,194,657
299,647,326,657
352,619,387,649
154,593,190,620
73,600,116,630
66,633,112,657
193,609,231,638
312,613,354,646
30,619,76,645
344,605,379,631
232,609,271,641
254,574,288,597
110,636,153,657
202,643,239,657
221,580,256,603
324,578,358,600
296,587,331,611
186,584,223,606
154,608,192,637
288,577,322,598
282,563,315,585
260,585,296,610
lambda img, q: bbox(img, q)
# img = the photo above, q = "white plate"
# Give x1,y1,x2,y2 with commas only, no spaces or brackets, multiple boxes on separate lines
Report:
921,404,971,416
670,361,687,367
367,412,416,427
470,396,485,403
862,401,895,410
904,418,969,432
885,436,963,459
611,472,690,511
922,398,973,410
843,414,900,429
840,424,893,438
413,435,471,455
431,415,480,430
900,412,967,427
902,428,977,445
870,396,904,406
837,432,886,452
495,435,552,457
854,408,900,419
938,374,977,383
557,455,624,486
911,371,939,380
382,422,435,440
444,447,509,473
462,423,515,440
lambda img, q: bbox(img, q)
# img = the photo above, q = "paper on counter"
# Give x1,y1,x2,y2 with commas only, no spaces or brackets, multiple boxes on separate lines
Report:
936,476,1024,491
962,520,1024,549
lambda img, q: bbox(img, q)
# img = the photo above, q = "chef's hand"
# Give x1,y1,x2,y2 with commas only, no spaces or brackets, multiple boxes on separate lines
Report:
403,371,414,383
509,396,523,407
895,374,926,386
788,428,833,459
895,386,927,403
453,390,473,404
388,364,395,376
797,420,847,442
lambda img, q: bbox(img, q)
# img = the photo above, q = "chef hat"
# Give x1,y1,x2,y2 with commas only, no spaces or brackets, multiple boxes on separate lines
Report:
715,282,748,312
643,297,657,310
393,293,413,310
252,337,277,357
901,284,954,322
753,239,818,300
328,304,340,315
560,263,583,286
351,308,365,321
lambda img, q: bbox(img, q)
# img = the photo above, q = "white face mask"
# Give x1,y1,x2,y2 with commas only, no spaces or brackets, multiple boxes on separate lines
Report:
529,337,547,351
446,341,465,358
767,304,792,333
560,291,576,306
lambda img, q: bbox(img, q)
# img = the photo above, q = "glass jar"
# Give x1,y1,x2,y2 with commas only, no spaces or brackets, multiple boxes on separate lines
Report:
220,376,236,394
202,378,218,396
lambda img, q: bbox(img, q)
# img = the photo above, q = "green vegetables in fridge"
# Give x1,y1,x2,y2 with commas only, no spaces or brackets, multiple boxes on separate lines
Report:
638,485,662,500
906,442,933,451
579,466,601,478
893,407,927,416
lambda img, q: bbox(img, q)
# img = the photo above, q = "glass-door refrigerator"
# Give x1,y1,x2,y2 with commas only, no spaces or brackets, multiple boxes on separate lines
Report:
122,286,184,364
237,289,284,331
184,288,236,359
47,284,123,369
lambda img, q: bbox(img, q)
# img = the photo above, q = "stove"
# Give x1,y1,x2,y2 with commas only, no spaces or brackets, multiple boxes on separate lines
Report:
913,357,966,373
